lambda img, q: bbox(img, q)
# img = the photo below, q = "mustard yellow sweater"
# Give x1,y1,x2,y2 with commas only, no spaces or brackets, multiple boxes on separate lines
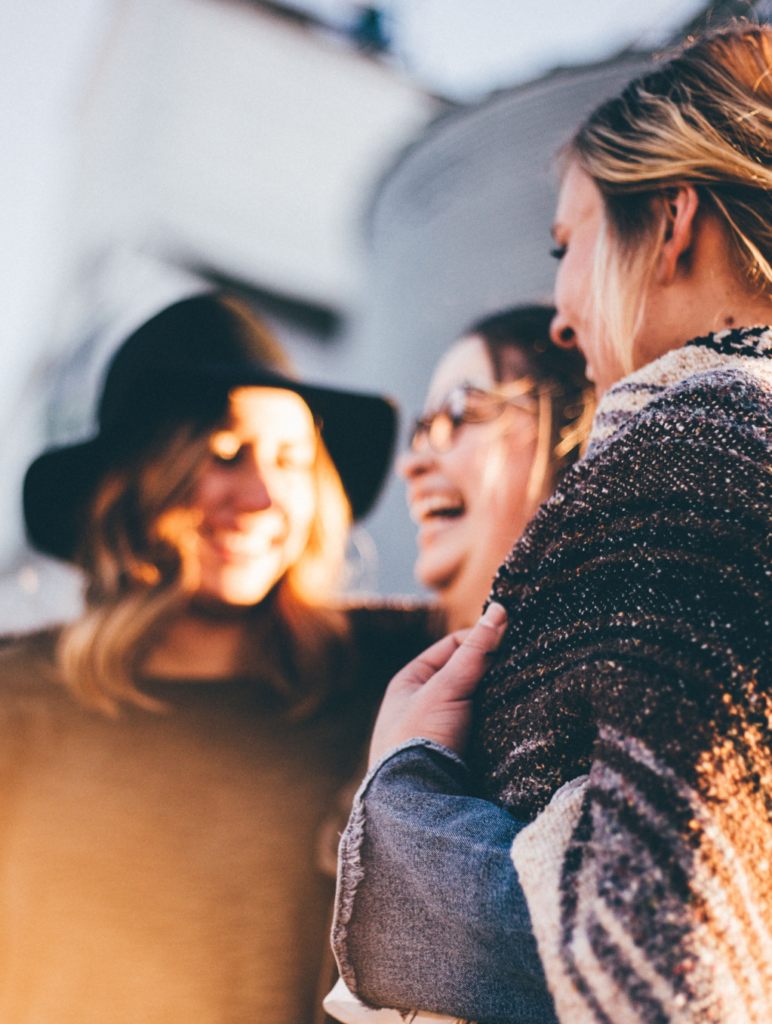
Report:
0,608,433,1024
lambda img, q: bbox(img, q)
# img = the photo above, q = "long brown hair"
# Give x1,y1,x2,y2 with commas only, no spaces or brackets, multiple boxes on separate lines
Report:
57,304,352,717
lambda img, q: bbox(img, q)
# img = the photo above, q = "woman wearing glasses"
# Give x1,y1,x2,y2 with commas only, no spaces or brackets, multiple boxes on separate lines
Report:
332,25,772,1024
325,307,592,1024
400,305,593,632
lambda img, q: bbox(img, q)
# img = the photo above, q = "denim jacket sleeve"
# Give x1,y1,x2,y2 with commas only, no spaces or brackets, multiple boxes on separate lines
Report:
331,739,558,1024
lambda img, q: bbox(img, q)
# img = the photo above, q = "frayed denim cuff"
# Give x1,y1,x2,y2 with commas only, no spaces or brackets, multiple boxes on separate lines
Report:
361,738,469,801
332,739,467,993
331,740,557,1024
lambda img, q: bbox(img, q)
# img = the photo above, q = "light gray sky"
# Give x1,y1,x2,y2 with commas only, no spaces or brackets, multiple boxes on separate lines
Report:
0,0,712,385
285,0,708,99
391,0,708,99
0,0,113,399
0,0,715,447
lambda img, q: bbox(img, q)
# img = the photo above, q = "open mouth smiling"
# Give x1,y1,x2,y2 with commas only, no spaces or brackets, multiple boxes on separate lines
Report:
410,493,466,524
202,528,286,562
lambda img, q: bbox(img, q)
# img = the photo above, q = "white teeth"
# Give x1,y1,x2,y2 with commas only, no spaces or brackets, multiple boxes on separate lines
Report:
409,493,465,524
207,532,280,556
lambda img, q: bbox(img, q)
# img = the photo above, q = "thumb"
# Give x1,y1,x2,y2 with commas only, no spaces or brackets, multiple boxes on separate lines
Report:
464,601,508,652
425,602,508,703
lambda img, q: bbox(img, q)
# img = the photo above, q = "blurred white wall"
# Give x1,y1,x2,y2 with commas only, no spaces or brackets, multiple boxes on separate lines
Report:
0,0,438,630
0,0,726,628
0,0,116,629
70,0,436,311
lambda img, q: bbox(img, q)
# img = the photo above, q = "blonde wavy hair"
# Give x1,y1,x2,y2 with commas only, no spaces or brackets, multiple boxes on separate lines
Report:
58,305,352,717
566,25,772,373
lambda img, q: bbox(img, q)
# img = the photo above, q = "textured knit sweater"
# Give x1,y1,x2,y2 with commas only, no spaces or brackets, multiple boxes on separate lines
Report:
472,327,772,1024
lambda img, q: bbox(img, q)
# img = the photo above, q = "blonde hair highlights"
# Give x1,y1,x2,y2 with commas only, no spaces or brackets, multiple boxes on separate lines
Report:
58,425,209,714
568,25,772,370
524,379,596,511
58,412,351,716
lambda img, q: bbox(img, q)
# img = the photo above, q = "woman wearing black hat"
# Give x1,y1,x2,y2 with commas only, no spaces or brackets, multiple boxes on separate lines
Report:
2,293,435,1023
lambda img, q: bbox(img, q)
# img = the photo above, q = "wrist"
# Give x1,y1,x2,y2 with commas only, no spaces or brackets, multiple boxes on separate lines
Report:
365,737,469,786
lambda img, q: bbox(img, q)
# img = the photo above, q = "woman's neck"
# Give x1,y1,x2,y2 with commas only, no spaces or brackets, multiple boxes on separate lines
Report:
142,604,256,679
634,209,772,374
441,577,495,632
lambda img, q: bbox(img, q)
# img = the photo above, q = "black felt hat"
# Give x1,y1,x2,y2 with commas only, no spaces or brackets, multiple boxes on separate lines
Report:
24,294,397,561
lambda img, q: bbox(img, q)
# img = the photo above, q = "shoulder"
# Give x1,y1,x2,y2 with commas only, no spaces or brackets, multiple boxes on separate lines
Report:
639,363,772,439
578,361,772,515
591,343,772,457
492,350,772,602
0,628,62,688
561,347,772,513
0,629,71,725
0,628,74,761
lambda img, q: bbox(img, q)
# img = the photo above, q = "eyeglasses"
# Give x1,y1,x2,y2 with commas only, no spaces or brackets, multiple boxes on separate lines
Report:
410,379,539,454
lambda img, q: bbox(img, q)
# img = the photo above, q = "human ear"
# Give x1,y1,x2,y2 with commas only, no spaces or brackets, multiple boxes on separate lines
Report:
656,184,700,286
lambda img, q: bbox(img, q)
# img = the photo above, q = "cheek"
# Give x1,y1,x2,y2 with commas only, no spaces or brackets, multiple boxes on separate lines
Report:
475,422,535,500
557,252,587,318
472,423,538,543
277,474,317,543
439,436,490,493
440,426,531,506
553,259,568,312
188,473,222,519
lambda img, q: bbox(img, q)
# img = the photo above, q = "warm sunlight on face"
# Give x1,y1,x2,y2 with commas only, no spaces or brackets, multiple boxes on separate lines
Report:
183,387,318,606
550,162,626,395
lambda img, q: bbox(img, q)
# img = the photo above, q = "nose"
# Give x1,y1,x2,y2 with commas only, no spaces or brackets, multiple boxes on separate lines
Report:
396,444,435,481
234,456,272,513
549,310,577,350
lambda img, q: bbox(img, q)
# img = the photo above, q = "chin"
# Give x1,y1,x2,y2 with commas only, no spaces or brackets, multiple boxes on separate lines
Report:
198,567,283,608
415,555,460,595
220,590,271,607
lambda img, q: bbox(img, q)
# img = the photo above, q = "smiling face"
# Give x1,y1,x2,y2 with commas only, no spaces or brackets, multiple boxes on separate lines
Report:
549,162,628,395
398,335,539,630
175,387,318,607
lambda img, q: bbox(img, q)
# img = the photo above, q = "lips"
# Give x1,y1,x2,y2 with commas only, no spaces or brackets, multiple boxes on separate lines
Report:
200,526,285,563
409,491,466,526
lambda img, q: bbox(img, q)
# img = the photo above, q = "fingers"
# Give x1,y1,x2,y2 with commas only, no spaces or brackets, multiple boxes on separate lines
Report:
425,603,507,703
415,630,471,671
391,604,507,693
460,602,508,651
367,603,509,765
388,630,471,691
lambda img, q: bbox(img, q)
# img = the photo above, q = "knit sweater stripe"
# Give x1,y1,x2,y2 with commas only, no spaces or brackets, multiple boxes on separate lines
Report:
478,329,772,1023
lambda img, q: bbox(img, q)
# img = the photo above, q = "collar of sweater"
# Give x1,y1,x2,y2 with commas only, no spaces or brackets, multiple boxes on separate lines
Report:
587,325,772,454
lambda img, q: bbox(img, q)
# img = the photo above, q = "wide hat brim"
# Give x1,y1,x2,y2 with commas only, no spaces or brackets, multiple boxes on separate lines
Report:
24,364,396,562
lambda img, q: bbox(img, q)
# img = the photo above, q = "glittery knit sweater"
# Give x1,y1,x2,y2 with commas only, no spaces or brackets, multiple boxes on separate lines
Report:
472,327,772,1024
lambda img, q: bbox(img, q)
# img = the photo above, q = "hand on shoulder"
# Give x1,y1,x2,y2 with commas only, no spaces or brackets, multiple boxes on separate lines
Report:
368,602,507,767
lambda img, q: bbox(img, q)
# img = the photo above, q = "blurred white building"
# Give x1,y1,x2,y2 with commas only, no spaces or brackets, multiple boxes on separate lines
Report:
0,0,756,626
0,0,438,628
